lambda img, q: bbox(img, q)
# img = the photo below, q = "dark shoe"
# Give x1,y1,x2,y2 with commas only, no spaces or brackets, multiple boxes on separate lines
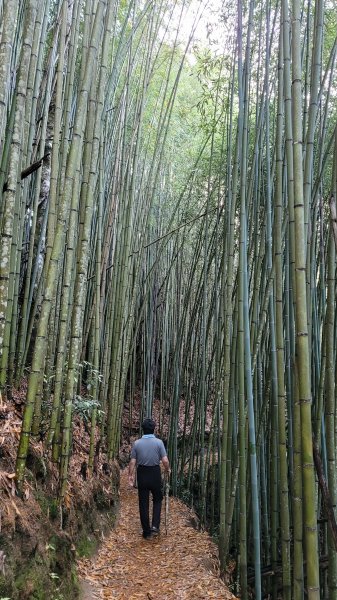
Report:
142,531,153,539
151,526,160,535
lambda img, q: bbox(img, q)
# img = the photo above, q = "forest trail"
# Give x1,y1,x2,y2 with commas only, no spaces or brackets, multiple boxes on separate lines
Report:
78,470,236,599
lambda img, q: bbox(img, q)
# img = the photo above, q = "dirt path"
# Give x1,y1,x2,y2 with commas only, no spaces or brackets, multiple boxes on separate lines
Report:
78,470,236,599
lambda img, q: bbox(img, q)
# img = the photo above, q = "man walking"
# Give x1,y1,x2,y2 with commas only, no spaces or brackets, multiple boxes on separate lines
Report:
129,418,170,539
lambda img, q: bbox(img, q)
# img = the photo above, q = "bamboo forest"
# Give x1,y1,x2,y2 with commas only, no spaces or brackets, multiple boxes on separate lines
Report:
1,0,337,598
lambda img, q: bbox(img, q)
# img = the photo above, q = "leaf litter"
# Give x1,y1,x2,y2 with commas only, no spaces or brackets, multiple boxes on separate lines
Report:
78,470,237,599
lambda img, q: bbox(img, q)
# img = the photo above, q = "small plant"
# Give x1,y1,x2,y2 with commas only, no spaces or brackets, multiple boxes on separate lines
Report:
72,396,103,422
72,360,105,422
45,543,55,551
78,360,104,389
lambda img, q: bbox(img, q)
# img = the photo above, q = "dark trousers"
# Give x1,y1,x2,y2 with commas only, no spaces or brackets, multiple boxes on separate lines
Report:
137,465,163,535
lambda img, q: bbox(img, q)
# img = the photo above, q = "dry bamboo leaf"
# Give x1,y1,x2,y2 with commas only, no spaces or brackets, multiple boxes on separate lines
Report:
10,499,21,516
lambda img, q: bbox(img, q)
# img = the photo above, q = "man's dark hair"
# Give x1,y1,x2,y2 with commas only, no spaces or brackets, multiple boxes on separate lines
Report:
142,418,156,434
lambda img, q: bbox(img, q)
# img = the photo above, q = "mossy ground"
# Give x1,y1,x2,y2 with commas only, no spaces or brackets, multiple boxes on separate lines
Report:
1,498,117,600
1,555,79,600
0,446,119,600
76,534,98,558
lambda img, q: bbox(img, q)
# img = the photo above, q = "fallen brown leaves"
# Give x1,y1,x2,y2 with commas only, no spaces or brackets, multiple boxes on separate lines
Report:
78,470,237,599
0,392,118,542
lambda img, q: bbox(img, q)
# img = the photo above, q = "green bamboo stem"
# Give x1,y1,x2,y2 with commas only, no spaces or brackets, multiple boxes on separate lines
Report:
0,0,38,377
16,0,107,490
292,0,320,596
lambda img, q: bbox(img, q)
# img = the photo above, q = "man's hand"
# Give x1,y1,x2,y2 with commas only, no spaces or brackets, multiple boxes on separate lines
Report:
128,458,136,487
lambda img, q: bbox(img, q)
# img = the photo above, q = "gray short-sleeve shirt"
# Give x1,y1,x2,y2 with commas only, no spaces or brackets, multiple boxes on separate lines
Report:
131,435,167,466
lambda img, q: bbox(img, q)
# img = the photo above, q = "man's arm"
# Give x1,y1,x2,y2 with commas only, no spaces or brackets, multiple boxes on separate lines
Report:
161,455,171,475
129,458,136,486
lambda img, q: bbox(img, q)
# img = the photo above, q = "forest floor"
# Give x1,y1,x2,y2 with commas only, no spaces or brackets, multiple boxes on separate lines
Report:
0,391,119,599
78,469,236,600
